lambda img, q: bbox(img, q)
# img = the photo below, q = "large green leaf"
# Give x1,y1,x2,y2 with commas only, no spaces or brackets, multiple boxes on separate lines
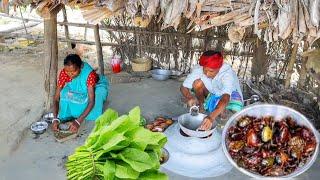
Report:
138,170,168,180
128,106,141,128
101,133,127,152
85,109,119,146
145,137,167,151
94,108,119,132
89,115,131,150
126,127,167,151
96,160,116,180
147,150,160,169
115,162,140,179
117,148,154,172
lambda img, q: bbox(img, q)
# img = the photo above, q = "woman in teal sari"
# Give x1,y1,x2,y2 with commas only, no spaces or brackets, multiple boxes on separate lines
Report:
52,54,109,133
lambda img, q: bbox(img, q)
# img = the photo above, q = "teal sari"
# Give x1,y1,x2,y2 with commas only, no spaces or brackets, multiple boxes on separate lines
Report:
58,62,109,121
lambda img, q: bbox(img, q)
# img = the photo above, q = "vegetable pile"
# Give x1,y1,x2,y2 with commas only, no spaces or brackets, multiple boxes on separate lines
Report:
66,107,168,180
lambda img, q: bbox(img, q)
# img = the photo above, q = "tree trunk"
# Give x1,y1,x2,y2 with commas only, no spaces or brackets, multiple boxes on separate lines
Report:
285,43,299,89
44,15,58,111
94,24,104,75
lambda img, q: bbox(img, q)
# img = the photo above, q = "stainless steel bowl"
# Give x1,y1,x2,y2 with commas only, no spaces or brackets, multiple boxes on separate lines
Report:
150,69,172,81
178,106,217,138
31,121,48,134
160,148,169,164
222,104,319,178
43,112,54,123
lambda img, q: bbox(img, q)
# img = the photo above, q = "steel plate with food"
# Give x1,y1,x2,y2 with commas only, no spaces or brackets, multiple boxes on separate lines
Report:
222,104,319,178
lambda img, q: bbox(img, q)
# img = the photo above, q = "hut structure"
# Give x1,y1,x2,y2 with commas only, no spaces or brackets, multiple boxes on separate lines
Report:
1,0,320,127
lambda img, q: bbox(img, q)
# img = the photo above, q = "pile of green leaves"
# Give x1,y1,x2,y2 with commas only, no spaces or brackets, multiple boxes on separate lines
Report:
66,107,168,180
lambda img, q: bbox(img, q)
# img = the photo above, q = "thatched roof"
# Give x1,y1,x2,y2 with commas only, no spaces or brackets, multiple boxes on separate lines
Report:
2,0,320,45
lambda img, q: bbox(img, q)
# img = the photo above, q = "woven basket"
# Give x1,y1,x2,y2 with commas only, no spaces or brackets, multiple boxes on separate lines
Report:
131,58,152,72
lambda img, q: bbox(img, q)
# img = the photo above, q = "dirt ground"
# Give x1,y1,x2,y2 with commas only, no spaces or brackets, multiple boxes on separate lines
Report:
0,46,44,158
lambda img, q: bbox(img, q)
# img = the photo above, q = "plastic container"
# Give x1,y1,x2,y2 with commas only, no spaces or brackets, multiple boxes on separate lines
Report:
112,63,121,73
111,55,122,73
222,104,319,178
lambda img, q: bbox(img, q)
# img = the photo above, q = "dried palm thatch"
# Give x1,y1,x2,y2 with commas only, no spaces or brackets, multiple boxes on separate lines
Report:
228,25,245,43
6,0,320,45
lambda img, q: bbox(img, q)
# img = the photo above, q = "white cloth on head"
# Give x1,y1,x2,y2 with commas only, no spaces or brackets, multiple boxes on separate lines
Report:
182,63,243,100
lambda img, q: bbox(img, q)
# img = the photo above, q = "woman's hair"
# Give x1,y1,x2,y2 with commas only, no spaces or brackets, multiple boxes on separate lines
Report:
64,54,83,68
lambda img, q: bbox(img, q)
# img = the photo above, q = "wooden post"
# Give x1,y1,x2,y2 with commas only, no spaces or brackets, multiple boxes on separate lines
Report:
44,14,58,111
84,22,88,41
94,24,104,74
62,6,71,49
19,7,28,35
42,5,62,112
285,43,299,89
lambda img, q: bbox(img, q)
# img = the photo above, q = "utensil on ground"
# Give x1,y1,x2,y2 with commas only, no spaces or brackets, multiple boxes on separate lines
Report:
43,112,54,123
150,69,172,81
31,121,48,134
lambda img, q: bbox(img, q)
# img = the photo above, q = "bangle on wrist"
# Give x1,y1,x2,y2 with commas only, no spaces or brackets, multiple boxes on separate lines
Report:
52,118,60,123
74,119,81,126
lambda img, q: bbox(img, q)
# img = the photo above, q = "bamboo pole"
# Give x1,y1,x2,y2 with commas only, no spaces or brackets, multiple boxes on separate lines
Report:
0,13,258,41
284,43,299,89
0,22,40,34
93,24,104,75
19,7,28,35
84,22,89,41
62,6,71,49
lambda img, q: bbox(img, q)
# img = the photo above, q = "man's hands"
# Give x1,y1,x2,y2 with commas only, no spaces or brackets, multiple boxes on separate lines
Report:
198,116,214,131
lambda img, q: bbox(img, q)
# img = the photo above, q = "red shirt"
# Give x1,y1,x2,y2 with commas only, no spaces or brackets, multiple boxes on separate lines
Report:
57,69,98,88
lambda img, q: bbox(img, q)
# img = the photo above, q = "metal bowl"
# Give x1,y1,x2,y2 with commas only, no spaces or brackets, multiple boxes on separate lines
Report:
31,121,48,134
178,106,217,138
178,113,217,138
150,69,172,81
160,148,169,164
43,112,54,123
222,104,319,178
